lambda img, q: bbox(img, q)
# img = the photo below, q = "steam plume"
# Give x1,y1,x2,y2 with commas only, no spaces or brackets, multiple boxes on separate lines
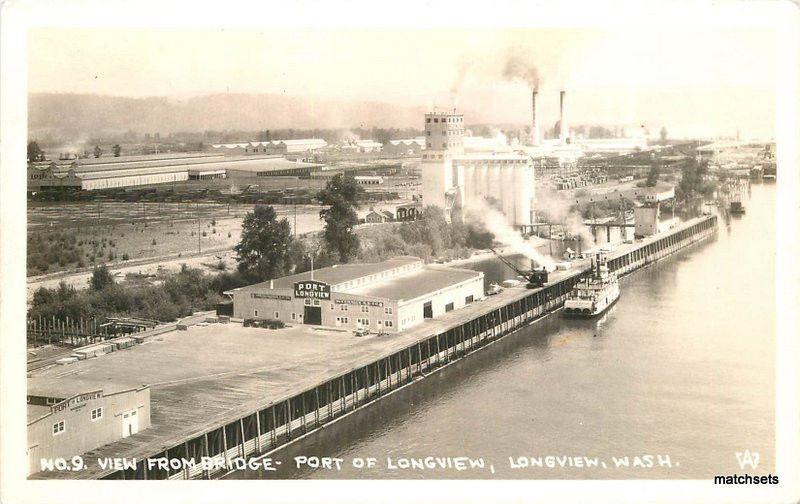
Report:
534,185,596,245
464,199,556,271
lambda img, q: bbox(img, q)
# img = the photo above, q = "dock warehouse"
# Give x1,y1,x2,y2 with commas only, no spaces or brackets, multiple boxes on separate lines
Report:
227,256,484,333
27,378,150,475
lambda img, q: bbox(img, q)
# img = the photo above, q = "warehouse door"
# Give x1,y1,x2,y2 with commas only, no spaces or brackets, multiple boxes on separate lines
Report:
122,409,138,438
423,301,433,319
304,305,322,325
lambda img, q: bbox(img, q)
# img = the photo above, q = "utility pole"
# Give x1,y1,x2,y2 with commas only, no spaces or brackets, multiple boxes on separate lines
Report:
197,201,201,254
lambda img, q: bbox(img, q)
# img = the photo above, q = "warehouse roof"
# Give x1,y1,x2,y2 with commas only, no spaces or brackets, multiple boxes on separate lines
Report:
27,376,145,400
223,157,324,173
36,154,291,174
349,266,482,302
234,256,422,293
387,138,425,146
27,404,52,422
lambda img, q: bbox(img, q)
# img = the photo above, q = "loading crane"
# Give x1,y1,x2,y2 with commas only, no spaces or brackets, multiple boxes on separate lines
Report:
488,247,549,288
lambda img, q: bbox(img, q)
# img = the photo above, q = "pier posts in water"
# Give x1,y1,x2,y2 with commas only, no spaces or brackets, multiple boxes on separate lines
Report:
98,217,718,480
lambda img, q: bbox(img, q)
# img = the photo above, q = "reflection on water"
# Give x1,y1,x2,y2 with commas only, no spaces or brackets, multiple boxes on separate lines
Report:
228,184,775,480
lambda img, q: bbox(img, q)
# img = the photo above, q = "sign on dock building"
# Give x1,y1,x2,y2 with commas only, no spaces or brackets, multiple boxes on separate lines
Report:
226,256,485,333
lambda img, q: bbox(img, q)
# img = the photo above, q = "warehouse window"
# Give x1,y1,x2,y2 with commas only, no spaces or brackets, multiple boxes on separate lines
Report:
465,295,474,304
445,303,454,312
434,118,439,123
291,313,296,320
254,310,259,317
340,305,348,311
274,312,279,319
304,299,311,306
385,307,393,315
361,306,369,313
385,320,393,328
342,317,349,324
90,407,103,421
313,300,320,306
52,420,65,436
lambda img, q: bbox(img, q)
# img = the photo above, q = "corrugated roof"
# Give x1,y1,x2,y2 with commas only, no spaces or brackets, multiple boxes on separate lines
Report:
224,157,323,173
27,376,143,399
48,154,279,173
235,256,422,293
348,265,481,302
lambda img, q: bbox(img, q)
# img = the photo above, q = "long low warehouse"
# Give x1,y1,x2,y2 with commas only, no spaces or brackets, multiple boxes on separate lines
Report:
226,256,485,333
27,153,326,192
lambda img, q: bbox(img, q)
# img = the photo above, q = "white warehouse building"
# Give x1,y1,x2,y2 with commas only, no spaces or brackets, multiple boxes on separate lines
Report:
421,111,535,227
226,256,484,334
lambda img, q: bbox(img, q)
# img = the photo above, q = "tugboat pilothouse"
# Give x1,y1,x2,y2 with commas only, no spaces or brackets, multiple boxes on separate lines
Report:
563,254,620,317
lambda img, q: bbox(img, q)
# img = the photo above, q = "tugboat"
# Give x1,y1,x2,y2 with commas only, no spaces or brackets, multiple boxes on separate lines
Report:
563,254,620,317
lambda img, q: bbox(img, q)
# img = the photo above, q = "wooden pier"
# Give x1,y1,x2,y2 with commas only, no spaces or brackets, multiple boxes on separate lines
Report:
32,214,717,480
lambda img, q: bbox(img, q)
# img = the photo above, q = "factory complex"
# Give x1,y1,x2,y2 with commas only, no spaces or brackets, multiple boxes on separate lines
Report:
226,256,485,333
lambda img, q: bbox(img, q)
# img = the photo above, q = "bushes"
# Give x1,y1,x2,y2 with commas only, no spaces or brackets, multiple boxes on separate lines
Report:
356,206,492,263
28,265,230,325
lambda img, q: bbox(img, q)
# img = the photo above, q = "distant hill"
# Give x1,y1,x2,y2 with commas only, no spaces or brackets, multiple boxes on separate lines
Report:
28,93,430,141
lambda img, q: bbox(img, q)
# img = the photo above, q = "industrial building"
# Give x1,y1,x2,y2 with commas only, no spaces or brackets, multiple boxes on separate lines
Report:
27,153,325,192
27,379,150,475
421,110,535,227
340,140,383,153
223,157,325,178
383,137,426,156
226,256,484,333
210,139,328,156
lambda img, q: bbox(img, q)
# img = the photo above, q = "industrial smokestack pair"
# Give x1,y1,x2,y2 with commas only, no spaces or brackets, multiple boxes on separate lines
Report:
559,90,568,144
529,90,568,146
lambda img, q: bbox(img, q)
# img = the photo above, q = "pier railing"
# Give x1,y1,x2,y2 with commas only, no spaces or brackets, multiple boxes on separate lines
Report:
86,215,719,480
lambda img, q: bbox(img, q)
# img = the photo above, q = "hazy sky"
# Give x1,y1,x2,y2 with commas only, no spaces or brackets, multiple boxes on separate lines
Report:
28,28,777,138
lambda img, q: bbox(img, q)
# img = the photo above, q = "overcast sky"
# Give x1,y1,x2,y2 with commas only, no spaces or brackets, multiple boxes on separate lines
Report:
28,27,777,138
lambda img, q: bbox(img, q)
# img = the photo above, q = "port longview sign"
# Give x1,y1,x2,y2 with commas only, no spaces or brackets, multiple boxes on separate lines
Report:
294,281,331,300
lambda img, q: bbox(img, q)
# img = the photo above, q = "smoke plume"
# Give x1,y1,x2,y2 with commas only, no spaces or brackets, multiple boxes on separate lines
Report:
449,47,542,100
450,58,473,97
464,199,556,271
502,49,541,90
534,185,596,246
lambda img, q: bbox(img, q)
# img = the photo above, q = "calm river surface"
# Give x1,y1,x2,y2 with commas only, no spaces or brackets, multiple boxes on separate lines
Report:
232,183,775,480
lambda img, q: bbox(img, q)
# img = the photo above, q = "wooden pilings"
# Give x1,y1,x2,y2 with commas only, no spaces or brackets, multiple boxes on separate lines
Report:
102,215,717,480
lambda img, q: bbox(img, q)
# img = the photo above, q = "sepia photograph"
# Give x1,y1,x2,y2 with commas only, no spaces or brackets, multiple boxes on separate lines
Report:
1,0,798,502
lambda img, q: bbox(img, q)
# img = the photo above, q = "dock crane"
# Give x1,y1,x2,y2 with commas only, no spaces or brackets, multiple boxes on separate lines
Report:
488,247,549,288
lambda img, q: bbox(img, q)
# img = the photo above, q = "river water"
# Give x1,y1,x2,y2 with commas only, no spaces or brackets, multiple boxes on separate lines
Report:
232,183,775,480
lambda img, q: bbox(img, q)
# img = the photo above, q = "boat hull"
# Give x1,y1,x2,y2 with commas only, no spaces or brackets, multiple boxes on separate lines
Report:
562,291,620,318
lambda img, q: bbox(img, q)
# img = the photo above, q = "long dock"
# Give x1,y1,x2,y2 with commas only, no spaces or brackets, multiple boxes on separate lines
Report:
33,214,717,480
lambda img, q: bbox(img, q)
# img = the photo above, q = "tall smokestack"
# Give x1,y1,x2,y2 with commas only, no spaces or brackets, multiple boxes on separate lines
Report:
559,90,568,144
530,90,540,146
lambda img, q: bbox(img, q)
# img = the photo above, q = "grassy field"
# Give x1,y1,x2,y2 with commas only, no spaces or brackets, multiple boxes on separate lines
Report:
27,201,324,277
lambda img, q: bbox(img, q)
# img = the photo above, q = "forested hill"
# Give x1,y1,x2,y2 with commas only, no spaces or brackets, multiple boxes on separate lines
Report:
29,92,428,140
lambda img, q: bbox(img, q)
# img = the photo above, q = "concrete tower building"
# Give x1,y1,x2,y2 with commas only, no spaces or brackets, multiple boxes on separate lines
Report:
421,109,535,228
421,111,465,218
